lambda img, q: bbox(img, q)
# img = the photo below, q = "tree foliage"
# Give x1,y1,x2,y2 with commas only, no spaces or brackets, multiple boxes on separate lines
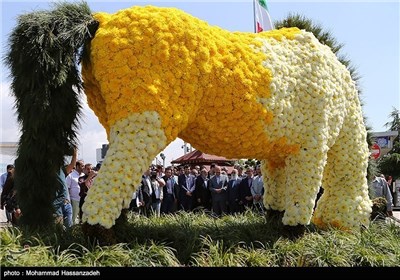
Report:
4,1,98,229
378,107,400,179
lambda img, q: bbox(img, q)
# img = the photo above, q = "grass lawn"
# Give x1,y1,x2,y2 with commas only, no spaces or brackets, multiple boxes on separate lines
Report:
1,210,399,267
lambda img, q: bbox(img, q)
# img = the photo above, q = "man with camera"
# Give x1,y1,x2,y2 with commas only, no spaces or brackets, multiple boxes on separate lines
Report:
78,163,97,222
137,167,165,216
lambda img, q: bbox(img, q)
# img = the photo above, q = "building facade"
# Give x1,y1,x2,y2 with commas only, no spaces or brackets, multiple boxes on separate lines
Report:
370,131,398,159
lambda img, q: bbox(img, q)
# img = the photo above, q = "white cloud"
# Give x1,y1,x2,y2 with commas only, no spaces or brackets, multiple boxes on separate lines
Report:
1,82,20,142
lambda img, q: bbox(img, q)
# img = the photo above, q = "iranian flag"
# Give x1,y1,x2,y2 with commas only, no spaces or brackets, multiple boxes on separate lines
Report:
254,0,274,32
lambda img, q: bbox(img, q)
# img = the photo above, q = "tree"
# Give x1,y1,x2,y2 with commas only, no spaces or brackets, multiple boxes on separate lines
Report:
5,2,97,230
384,107,400,132
244,159,260,168
378,107,400,179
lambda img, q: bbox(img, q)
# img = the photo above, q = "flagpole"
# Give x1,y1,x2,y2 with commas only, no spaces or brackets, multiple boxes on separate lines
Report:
253,0,256,33
254,0,274,32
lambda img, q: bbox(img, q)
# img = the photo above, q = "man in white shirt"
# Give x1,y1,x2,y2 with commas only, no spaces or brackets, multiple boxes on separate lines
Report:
66,160,85,224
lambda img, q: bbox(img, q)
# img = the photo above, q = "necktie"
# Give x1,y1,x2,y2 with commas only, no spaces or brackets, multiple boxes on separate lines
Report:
168,178,173,194
146,178,152,195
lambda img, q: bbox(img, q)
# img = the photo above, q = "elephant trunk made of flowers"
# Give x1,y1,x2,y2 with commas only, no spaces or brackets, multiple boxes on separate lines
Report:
7,2,371,233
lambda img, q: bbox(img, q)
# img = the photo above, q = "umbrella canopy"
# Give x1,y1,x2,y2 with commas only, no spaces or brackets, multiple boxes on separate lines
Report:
171,149,236,167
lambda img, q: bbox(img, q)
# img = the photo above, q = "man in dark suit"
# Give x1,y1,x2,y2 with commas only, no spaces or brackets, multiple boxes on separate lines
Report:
193,168,211,211
178,165,196,211
161,166,179,214
139,168,153,217
208,165,229,216
227,168,242,214
239,167,254,212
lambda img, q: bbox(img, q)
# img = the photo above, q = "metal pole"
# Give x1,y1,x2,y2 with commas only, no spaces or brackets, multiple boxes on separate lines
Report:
183,142,187,155
253,0,256,33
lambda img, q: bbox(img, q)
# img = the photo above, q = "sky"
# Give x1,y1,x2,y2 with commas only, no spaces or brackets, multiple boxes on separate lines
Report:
1,0,399,167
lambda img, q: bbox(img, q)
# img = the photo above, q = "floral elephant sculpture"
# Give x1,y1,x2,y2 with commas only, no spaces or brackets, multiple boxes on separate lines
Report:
7,2,371,234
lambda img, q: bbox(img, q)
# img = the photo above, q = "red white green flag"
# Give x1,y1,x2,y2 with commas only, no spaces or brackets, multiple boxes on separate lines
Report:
254,0,274,32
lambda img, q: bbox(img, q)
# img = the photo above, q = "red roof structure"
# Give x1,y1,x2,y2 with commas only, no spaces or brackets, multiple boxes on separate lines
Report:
171,150,236,172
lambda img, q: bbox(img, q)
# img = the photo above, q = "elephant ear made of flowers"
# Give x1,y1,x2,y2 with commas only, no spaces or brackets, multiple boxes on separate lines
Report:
6,1,372,241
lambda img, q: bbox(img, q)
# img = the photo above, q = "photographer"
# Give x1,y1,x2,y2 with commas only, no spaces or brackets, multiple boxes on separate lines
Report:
78,163,97,222
1,168,21,225
150,170,165,217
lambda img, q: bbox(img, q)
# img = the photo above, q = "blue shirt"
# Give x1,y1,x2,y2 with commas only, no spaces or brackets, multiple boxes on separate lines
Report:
53,168,70,216
372,177,393,211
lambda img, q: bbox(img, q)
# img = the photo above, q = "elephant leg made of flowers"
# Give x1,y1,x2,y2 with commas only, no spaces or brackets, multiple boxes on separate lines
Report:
8,3,372,236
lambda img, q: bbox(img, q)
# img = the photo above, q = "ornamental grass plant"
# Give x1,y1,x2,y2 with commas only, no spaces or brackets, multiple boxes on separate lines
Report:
1,210,399,267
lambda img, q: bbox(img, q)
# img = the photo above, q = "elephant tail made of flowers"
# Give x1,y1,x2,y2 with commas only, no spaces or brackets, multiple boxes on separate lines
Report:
6,2,372,235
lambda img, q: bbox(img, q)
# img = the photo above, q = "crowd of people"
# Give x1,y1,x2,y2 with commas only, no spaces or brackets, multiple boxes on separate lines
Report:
130,163,266,217
52,148,101,228
126,165,399,220
0,149,101,228
0,156,398,228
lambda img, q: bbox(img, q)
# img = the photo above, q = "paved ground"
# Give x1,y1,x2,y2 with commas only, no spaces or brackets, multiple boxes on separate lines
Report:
388,209,400,225
0,207,8,227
